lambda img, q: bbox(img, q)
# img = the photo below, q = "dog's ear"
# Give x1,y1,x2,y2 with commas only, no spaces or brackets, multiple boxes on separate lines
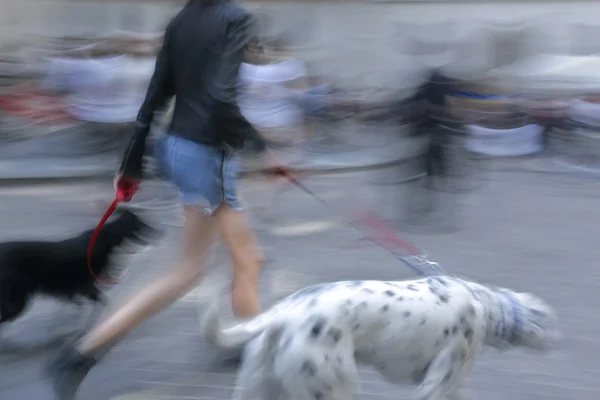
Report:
515,293,560,350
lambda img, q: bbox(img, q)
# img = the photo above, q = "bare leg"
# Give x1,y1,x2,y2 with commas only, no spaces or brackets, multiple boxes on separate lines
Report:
215,205,264,319
413,340,472,400
76,206,218,355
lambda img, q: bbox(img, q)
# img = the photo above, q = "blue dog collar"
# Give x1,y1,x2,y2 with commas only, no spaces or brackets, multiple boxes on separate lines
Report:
503,292,522,345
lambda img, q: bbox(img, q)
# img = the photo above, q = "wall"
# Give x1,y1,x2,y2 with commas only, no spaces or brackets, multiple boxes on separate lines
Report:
4,1,600,37
3,1,600,88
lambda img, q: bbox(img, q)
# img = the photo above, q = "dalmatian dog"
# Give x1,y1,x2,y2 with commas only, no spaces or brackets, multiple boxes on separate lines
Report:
202,276,558,400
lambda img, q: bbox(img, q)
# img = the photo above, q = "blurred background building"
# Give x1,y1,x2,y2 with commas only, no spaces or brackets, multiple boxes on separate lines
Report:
2,0,600,181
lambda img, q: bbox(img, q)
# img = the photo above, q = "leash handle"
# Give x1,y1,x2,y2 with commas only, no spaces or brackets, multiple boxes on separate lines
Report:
87,179,139,285
114,175,140,202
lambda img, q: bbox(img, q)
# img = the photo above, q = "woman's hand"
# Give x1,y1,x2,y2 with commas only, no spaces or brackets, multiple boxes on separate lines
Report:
113,173,140,202
262,149,290,180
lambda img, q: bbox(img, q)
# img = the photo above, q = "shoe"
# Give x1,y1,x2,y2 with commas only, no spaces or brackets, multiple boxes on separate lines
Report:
46,344,97,400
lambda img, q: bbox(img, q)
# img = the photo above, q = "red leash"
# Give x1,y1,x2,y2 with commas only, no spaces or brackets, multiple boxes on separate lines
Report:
87,167,438,284
87,178,139,285
270,167,443,276
269,167,420,255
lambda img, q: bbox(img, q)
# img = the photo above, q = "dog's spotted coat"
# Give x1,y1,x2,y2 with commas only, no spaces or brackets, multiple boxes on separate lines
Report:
203,277,558,400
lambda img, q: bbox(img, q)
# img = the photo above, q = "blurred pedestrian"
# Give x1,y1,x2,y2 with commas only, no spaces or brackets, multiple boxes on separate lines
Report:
416,69,458,184
238,37,310,215
238,37,309,147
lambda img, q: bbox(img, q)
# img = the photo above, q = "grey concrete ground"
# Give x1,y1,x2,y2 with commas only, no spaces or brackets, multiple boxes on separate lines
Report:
0,160,599,400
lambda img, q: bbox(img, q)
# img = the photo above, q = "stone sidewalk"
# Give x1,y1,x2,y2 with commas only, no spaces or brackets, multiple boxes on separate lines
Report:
0,124,427,181
0,165,599,399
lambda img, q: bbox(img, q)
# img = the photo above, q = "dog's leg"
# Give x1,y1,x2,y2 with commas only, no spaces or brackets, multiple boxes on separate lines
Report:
232,339,270,400
0,285,29,347
280,348,360,400
0,286,29,325
413,342,470,400
83,301,105,332
231,340,286,400
47,296,87,338
82,288,108,331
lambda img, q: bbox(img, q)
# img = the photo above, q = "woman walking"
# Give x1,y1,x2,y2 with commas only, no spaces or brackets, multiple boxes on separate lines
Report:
47,1,281,398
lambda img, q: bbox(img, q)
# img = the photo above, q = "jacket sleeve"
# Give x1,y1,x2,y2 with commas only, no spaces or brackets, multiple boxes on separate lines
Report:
136,24,175,129
212,12,267,152
118,25,175,180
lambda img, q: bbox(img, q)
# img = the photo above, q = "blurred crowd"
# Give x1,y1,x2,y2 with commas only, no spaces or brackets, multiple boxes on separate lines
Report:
1,4,600,181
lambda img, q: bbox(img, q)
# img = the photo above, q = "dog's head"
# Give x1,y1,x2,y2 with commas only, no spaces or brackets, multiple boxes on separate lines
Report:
90,208,161,260
495,289,560,352
86,208,162,279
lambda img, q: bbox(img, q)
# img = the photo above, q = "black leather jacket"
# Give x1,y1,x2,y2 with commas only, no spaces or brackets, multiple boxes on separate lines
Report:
119,0,266,179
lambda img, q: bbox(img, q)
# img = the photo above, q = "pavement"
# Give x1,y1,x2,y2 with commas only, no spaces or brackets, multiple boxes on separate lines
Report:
0,158,599,400
0,122,428,180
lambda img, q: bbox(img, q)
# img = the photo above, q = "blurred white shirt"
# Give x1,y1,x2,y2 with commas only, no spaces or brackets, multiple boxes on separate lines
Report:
42,55,155,123
238,59,307,129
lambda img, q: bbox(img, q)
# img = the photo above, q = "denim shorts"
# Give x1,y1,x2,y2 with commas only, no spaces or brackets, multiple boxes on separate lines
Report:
153,134,242,215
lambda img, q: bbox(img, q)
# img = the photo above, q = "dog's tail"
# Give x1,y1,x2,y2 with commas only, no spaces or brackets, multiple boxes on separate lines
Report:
201,300,276,349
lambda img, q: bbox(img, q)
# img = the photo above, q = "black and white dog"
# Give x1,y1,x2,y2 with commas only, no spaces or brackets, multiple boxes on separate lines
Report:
203,277,558,400
0,209,157,333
